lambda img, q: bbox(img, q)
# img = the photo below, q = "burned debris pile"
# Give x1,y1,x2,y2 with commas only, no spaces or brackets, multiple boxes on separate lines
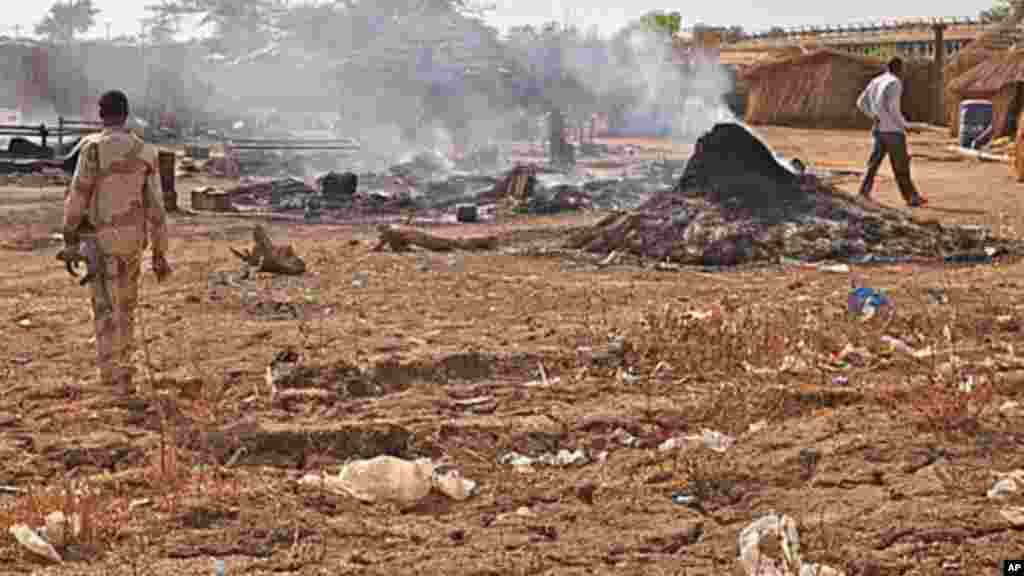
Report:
568,122,1024,267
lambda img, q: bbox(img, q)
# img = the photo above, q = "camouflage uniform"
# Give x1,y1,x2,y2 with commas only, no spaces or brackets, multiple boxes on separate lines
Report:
63,127,168,389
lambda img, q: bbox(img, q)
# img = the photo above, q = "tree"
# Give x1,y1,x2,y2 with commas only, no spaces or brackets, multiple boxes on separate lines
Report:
639,10,682,37
145,0,288,56
35,0,99,43
980,0,1013,22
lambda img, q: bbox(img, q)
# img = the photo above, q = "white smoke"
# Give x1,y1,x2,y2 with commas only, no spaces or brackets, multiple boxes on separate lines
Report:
559,27,736,143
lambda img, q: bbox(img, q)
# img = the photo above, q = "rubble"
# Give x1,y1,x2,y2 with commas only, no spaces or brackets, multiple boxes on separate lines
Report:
567,122,1024,266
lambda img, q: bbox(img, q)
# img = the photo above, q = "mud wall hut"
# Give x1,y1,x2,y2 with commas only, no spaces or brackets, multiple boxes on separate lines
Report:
739,49,936,129
948,49,1024,139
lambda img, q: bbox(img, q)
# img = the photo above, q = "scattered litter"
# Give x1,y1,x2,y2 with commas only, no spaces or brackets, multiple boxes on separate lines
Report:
737,514,801,576
737,514,844,576
499,448,604,468
658,429,735,453
817,263,850,274
299,456,477,506
352,271,369,288
610,428,639,448
671,491,701,509
0,485,25,495
43,511,81,548
880,336,933,359
927,287,949,305
988,471,1024,499
848,288,889,320
9,524,62,563
213,558,225,576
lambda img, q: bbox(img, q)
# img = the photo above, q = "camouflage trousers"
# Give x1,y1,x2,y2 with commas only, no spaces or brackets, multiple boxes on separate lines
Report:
91,252,141,388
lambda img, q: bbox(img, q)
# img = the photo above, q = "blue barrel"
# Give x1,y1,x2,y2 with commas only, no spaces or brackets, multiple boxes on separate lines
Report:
959,100,993,148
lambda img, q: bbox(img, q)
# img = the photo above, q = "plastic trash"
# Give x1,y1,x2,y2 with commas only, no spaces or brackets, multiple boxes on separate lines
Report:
988,478,1019,499
737,514,847,576
658,429,735,453
880,336,933,359
848,288,889,320
351,271,369,288
9,524,62,563
499,449,600,468
738,514,801,576
213,558,225,576
988,471,1024,499
701,429,735,453
44,511,80,548
300,456,477,506
816,263,850,274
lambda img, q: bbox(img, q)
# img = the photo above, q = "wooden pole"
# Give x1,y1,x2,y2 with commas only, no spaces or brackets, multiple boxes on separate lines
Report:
933,24,947,125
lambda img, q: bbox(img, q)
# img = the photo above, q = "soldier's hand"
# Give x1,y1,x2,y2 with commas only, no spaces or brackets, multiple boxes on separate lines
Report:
153,254,172,283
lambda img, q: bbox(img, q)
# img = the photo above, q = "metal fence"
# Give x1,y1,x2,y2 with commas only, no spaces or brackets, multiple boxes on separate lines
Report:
0,116,102,159
689,17,985,43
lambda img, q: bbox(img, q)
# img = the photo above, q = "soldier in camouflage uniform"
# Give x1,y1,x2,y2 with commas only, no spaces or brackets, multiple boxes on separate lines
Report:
62,91,172,393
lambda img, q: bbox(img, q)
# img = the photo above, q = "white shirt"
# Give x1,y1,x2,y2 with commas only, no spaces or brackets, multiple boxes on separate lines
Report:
857,72,908,133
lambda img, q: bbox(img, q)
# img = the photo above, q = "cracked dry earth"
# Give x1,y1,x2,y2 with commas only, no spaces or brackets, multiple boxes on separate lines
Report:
1,129,1023,575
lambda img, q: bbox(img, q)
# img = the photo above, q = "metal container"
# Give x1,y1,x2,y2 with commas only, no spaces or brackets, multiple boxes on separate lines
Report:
191,188,232,212
959,100,993,148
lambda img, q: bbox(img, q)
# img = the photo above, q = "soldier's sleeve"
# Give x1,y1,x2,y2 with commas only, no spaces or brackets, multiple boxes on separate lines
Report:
63,140,99,234
142,148,169,256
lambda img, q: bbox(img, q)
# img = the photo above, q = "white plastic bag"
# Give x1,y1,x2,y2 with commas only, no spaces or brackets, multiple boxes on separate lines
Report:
9,524,62,563
44,511,81,548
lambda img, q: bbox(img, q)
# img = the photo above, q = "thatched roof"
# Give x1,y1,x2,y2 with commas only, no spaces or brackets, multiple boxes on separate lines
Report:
738,47,937,128
739,48,885,82
948,49,1024,96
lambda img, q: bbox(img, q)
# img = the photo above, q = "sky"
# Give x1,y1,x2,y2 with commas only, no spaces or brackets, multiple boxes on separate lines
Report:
1,0,1001,40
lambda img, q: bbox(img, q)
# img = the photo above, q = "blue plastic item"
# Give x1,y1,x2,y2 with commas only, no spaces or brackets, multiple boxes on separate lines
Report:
848,287,890,317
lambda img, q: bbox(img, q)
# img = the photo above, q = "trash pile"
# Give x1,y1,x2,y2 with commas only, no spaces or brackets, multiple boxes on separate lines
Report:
217,158,661,222
567,122,1024,267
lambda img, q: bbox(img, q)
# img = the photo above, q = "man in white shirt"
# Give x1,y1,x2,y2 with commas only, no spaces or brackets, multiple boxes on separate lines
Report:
856,57,927,207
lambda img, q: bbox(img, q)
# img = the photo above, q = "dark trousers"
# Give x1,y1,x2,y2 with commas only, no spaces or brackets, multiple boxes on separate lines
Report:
860,130,919,203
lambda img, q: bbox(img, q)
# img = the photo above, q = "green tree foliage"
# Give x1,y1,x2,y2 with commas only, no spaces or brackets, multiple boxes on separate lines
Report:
980,0,1012,22
35,0,100,43
639,10,682,37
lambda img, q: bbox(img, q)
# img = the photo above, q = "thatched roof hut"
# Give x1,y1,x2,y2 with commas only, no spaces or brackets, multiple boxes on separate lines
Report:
739,49,936,129
948,49,1024,138
943,44,1000,126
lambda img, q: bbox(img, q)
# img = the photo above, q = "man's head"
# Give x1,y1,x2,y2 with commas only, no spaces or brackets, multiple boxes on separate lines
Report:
887,57,903,77
98,90,129,126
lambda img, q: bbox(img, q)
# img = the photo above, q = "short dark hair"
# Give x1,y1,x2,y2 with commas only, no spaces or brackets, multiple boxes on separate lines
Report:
98,90,129,119
887,57,903,75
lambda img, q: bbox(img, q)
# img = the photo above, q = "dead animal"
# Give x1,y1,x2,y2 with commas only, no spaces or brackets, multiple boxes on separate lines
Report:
230,225,307,275
372,224,497,253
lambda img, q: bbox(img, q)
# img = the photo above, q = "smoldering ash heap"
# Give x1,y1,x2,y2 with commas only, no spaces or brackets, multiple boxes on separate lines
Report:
568,122,1024,267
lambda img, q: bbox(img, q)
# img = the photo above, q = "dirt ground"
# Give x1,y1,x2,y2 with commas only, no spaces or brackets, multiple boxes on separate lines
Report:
0,127,1022,575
